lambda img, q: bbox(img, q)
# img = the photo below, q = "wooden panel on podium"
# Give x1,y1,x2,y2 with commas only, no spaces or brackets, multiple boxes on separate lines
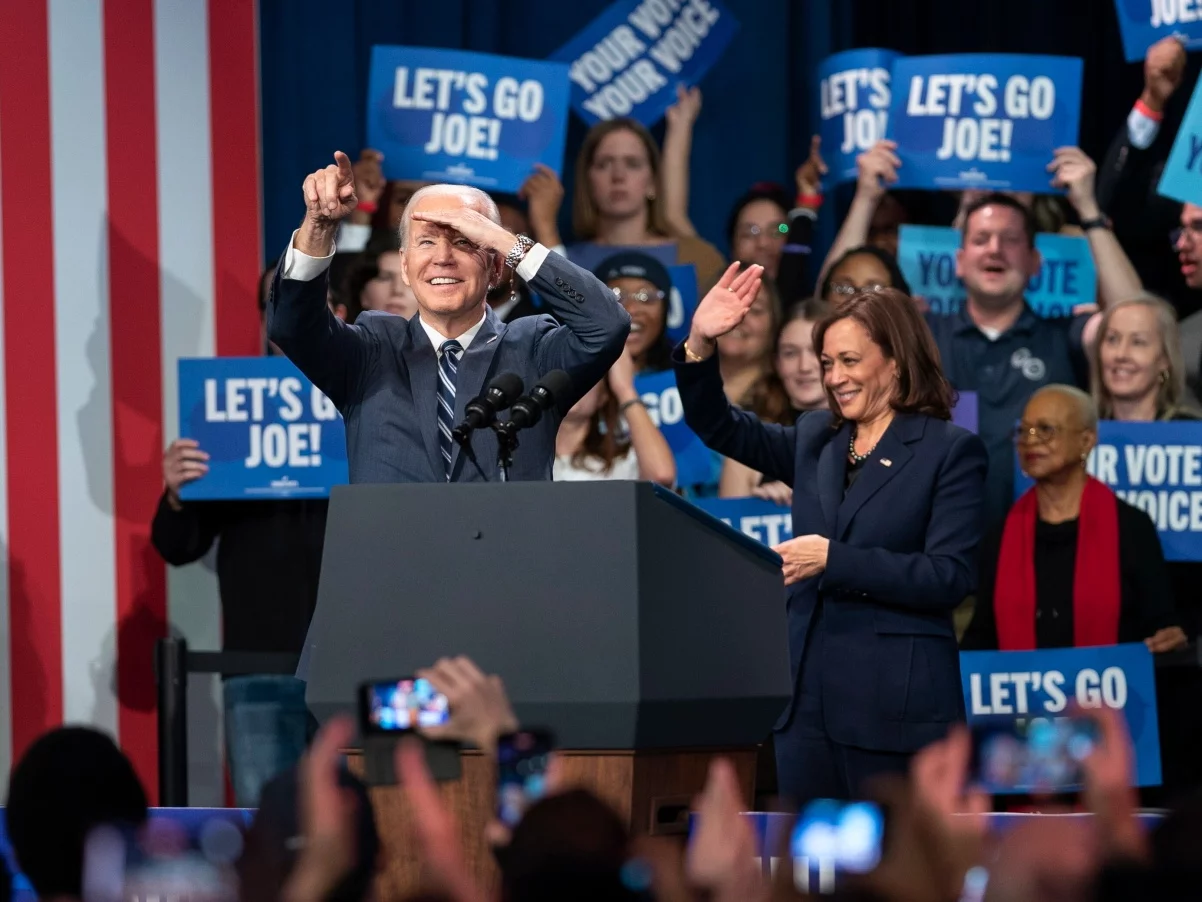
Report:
347,746,758,900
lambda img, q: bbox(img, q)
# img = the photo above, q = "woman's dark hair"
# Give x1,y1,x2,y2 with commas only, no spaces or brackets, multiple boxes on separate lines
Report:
811,287,955,425
571,384,633,474
820,246,911,301
725,182,792,248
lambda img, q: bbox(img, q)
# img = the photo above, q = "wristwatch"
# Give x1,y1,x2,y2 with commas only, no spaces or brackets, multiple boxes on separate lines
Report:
504,234,535,269
1080,215,1111,232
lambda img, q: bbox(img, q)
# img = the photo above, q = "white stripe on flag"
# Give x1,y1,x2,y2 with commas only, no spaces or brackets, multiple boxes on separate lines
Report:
49,0,119,733
155,0,224,806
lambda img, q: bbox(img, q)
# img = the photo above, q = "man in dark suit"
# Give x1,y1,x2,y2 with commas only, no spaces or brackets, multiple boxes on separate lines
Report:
269,151,630,483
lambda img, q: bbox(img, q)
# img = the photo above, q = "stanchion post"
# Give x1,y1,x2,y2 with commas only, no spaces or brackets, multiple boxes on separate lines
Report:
155,636,189,807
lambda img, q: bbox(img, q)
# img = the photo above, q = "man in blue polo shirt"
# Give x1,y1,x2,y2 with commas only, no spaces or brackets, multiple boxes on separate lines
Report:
926,193,1103,527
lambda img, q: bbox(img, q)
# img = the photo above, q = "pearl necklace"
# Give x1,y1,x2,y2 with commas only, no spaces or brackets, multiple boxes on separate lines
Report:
848,427,876,465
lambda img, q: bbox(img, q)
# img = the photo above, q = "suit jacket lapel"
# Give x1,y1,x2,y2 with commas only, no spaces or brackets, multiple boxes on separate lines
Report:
835,415,922,540
817,421,851,535
401,316,446,480
450,309,507,475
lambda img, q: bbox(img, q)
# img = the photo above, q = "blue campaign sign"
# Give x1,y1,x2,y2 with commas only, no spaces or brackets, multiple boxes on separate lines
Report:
1158,76,1202,205
887,54,1083,192
549,0,739,127
817,49,902,183
961,644,1161,788
952,390,979,433
178,357,349,500
635,368,713,486
898,225,1097,317
1114,1,1202,63
366,46,570,193
1013,420,1202,561
664,263,699,344
693,496,793,545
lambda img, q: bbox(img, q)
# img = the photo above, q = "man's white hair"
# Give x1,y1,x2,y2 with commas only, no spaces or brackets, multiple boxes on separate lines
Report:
1032,383,1098,432
397,184,501,248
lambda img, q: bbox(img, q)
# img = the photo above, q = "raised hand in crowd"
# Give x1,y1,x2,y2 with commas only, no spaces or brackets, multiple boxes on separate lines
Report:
1082,705,1147,865
752,480,793,507
684,758,766,902
665,82,702,130
162,438,209,509
297,151,358,256
1049,146,1100,221
795,134,827,207
349,148,385,224
416,655,519,755
281,716,361,902
663,83,704,238
685,262,764,359
1141,35,1187,117
855,138,901,203
518,162,564,249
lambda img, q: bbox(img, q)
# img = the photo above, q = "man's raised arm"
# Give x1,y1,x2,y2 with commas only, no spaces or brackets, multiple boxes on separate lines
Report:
268,151,375,410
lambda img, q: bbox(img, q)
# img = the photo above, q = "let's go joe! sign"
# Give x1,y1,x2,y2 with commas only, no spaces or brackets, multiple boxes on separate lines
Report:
961,643,1161,787
177,358,349,500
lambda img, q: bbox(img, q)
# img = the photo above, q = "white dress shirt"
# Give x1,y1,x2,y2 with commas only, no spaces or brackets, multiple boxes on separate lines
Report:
281,229,552,351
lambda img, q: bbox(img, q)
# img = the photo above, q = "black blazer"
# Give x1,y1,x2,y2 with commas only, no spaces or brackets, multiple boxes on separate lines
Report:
962,497,1181,650
675,350,989,753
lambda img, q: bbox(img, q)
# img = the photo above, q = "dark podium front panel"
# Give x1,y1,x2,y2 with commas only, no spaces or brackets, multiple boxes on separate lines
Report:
305,481,790,749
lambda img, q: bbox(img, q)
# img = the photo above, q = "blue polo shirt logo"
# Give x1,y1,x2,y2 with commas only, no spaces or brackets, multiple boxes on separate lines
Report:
1010,347,1047,382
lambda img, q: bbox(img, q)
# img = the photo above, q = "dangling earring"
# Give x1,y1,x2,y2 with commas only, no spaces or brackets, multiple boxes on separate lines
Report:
1159,370,1169,384
647,190,656,200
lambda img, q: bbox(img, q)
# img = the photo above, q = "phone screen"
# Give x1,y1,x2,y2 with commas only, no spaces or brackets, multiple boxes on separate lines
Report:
790,798,884,885
359,677,450,733
971,716,1099,794
496,729,554,828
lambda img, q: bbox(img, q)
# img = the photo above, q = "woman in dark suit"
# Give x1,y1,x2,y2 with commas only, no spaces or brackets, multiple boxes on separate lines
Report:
675,266,988,804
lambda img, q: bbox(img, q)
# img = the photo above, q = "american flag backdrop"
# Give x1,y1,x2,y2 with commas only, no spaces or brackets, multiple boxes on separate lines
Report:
0,0,263,802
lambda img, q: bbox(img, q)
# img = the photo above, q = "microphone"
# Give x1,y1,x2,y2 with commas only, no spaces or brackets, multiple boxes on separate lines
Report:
504,370,572,431
452,372,524,444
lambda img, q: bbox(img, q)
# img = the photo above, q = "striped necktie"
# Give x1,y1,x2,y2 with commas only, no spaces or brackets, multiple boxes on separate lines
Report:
437,339,463,480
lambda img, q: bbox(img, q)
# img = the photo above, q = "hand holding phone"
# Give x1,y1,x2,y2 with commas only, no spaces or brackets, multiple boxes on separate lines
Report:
971,715,1099,794
358,677,450,734
496,729,554,828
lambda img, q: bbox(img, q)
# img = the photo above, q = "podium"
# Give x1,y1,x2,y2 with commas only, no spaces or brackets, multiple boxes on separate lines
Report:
305,481,791,895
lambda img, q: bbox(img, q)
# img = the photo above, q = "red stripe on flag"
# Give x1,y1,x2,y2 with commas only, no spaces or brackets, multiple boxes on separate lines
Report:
103,0,166,800
0,0,64,763
209,0,263,357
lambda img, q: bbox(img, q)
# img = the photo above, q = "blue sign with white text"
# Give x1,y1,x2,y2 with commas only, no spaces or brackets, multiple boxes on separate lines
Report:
961,644,1161,788
635,368,713,487
1159,76,1202,205
366,46,570,192
178,358,348,500
887,54,1083,192
1013,420,1202,561
817,49,902,183
898,225,1097,317
549,0,739,127
665,264,699,344
693,497,793,545
1114,1,1202,63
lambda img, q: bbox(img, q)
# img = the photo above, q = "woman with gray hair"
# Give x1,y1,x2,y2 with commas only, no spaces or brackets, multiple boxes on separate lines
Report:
1092,294,1199,422
962,384,1185,654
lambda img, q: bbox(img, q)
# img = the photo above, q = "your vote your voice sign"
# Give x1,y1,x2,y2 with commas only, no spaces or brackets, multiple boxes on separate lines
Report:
177,358,348,500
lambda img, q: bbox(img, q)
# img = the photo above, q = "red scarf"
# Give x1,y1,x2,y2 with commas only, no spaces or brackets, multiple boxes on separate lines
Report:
994,476,1121,650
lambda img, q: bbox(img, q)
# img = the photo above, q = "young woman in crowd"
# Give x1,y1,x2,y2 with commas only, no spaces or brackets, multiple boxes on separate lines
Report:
719,297,829,503
593,251,674,374
553,348,676,486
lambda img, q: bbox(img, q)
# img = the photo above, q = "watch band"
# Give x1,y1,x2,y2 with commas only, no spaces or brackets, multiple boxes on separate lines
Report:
504,235,535,269
1080,216,1111,232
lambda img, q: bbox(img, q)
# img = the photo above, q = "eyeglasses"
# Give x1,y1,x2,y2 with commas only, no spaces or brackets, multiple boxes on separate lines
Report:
611,288,664,305
1170,219,1202,248
829,281,888,297
1013,423,1063,445
735,222,789,240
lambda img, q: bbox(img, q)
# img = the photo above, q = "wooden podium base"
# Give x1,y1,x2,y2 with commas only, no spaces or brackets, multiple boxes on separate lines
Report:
347,747,758,899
